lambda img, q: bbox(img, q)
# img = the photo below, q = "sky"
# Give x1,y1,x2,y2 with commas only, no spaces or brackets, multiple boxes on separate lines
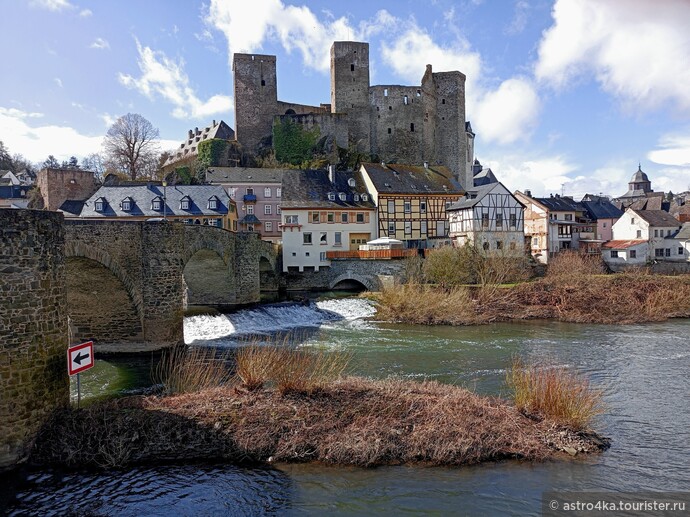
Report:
2,0,690,198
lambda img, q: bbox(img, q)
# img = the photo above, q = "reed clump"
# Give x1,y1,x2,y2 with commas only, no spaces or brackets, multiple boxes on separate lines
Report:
153,346,233,395
506,358,604,430
235,345,352,394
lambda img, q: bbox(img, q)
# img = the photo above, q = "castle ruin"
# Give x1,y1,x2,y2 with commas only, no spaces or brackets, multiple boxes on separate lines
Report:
233,41,475,189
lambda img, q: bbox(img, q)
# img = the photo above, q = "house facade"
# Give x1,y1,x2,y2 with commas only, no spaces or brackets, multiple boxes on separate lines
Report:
206,167,286,241
162,120,236,171
359,162,463,247
601,240,648,268
606,208,682,263
580,194,623,242
76,184,236,230
447,182,525,253
280,168,376,272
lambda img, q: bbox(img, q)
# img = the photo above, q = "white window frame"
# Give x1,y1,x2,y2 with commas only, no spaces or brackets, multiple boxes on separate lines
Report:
265,221,273,232
247,205,254,215
264,204,272,215
264,187,271,197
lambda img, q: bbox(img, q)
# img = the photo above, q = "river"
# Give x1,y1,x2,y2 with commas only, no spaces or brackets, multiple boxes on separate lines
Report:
3,298,689,516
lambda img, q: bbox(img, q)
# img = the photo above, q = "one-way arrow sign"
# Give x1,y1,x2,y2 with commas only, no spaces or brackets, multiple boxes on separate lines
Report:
68,341,94,375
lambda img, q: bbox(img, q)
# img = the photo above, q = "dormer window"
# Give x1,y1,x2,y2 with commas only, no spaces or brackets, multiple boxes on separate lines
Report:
339,193,347,201
120,197,133,211
328,193,336,201
362,194,368,201
354,194,360,202
151,196,163,211
348,178,356,187
180,196,191,210
94,197,107,212
208,196,219,210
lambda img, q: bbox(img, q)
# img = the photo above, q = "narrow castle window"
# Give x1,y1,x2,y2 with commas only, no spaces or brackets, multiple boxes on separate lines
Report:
387,128,391,134
404,95,408,105
410,123,415,132
388,106,392,110
351,64,354,71
442,99,446,104
384,88,388,97
417,90,421,96
261,79,265,86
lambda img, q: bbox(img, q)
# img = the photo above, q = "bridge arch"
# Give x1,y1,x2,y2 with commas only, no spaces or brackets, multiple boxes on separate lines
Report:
329,272,380,292
64,240,143,322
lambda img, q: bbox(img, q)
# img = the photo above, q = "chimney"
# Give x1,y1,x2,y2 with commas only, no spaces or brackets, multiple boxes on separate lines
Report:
525,189,532,197
188,129,193,138
194,127,199,134
212,119,216,126
328,164,335,184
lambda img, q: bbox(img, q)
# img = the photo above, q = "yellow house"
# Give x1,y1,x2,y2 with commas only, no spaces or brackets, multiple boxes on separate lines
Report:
359,163,464,246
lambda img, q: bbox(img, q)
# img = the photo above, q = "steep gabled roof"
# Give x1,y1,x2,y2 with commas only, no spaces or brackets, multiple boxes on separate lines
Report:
534,195,584,212
633,209,681,227
447,182,518,211
581,198,624,220
280,169,376,209
360,162,462,194
164,120,236,166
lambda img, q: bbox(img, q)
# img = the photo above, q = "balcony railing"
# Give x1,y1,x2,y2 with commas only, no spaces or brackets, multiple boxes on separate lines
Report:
243,194,257,202
326,249,418,260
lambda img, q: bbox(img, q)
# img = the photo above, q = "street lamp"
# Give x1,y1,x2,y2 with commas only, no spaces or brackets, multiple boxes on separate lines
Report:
162,179,167,221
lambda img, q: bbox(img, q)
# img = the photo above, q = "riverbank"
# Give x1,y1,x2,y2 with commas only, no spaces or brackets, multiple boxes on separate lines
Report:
373,272,690,326
31,376,608,469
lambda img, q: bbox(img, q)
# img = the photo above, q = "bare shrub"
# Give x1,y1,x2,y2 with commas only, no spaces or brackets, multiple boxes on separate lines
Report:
401,254,425,284
375,284,476,325
153,346,232,395
272,348,352,395
423,245,475,287
506,358,604,430
546,251,605,278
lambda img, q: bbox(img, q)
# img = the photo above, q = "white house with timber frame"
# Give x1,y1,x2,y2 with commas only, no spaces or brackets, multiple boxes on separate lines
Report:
447,182,525,253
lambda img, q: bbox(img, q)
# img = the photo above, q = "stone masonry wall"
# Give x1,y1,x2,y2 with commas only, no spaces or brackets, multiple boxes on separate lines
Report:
0,209,68,470
36,168,98,212
284,258,406,292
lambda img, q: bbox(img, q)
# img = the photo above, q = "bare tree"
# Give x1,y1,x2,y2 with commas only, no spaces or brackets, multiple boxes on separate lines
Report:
81,153,106,181
103,113,160,181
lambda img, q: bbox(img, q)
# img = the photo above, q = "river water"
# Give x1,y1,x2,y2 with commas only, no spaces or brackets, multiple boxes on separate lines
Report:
4,298,689,516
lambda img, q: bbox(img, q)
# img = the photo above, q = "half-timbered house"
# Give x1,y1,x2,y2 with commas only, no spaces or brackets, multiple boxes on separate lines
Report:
359,162,464,247
447,182,525,253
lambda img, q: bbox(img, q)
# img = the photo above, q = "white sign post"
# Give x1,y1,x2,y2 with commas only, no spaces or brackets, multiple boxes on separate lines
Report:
68,341,94,408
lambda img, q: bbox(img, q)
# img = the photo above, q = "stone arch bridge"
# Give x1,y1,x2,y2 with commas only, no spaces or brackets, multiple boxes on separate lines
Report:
64,220,277,351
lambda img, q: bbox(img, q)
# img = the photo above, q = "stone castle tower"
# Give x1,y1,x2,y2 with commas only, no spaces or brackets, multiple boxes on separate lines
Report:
233,41,474,189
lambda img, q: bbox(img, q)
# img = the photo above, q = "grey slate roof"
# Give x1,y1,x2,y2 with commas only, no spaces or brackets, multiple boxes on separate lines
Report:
581,198,623,220
280,169,376,209
448,182,502,211
164,120,236,167
473,167,497,186
206,167,286,184
59,200,85,216
534,195,584,212
360,163,463,194
79,184,230,218
634,209,681,227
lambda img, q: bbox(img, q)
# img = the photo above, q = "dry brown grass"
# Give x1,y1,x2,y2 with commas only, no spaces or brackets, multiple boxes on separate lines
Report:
545,251,605,278
375,270,690,326
506,358,604,430
32,376,609,469
235,345,352,394
153,346,233,395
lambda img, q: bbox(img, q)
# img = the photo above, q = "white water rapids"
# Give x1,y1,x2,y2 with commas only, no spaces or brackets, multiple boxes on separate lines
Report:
183,298,377,344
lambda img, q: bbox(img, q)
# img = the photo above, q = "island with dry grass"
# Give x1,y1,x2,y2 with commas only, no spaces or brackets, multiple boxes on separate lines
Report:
374,251,690,326
31,347,609,469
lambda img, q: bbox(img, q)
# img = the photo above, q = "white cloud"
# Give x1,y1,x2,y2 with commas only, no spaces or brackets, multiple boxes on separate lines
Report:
54,77,63,88
100,113,117,127
90,37,110,50
648,133,690,166
29,0,74,11
0,107,102,162
505,0,530,35
79,8,92,17
119,39,233,120
484,154,578,196
536,0,690,112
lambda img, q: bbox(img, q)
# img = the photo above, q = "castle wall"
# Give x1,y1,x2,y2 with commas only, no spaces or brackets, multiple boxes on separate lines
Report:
431,72,469,189
0,209,68,469
331,42,371,151
277,112,350,150
233,54,278,152
370,85,425,164
277,101,330,115
36,168,98,211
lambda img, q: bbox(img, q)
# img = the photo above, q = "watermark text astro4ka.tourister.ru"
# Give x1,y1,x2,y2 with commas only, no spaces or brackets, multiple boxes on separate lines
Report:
542,492,689,516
